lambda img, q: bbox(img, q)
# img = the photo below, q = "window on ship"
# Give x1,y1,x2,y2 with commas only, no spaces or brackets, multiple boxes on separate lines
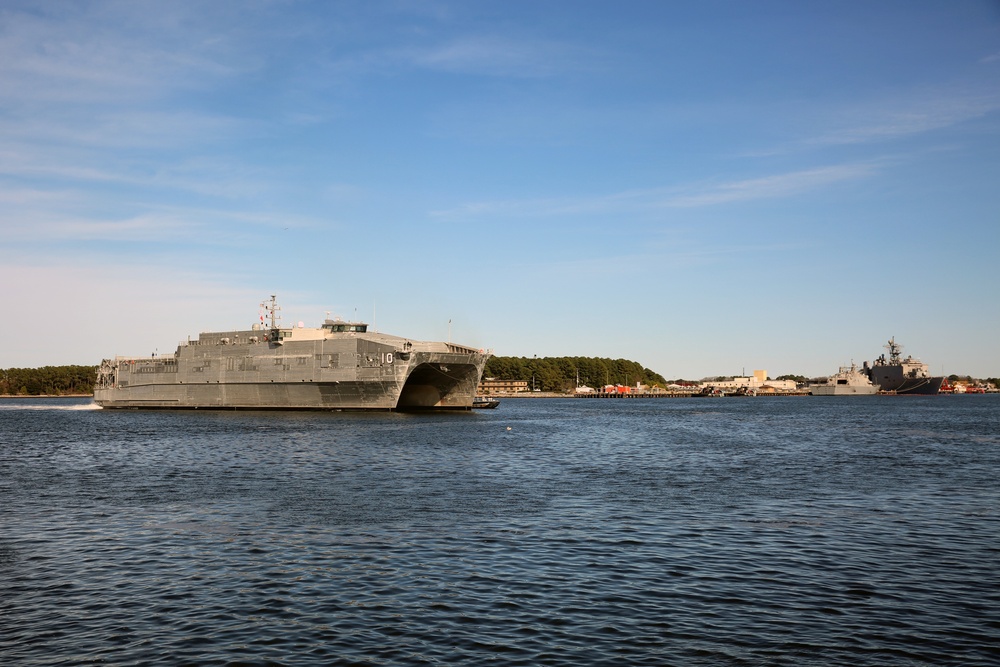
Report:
324,323,368,333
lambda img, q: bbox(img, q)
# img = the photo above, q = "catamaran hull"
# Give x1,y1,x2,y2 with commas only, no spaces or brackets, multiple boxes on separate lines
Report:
95,378,478,410
95,320,489,411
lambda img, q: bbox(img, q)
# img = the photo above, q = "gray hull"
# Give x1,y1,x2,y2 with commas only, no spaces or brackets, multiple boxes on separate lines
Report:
810,385,877,396
867,371,944,395
95,322,488,411
866,366,943,395
809,363,878,396
865,338,943,396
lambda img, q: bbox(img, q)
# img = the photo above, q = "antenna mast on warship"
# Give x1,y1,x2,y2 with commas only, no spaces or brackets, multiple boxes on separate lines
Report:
885,337,903,365
262,295,281,331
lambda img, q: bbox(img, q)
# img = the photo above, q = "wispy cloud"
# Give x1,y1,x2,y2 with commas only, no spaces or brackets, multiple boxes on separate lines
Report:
736,84,1000,160
0,189,322,246
319,32,596,82
522,237,812,277
0,4,245,106
0,207,204,244
664,163,878,207
803,88,1000,148
48,213,202,241
9,110,247,150
431,162,879,221
0,139,279,204
409,35,591,78
0,3,263,210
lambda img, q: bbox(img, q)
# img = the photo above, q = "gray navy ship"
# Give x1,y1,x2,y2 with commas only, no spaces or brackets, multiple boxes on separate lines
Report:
809,362,878,396
863,337,944,395
95,296,490,410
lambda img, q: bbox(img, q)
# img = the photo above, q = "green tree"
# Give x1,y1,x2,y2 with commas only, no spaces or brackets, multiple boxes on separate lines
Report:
483,356,666,391
1,365,98,396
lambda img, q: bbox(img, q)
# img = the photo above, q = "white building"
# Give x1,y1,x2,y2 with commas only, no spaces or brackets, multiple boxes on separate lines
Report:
699,370,798,392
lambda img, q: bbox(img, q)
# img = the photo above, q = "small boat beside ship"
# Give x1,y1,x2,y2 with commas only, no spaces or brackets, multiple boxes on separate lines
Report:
472,396,500,409
863,337,944,395
810,363,878,396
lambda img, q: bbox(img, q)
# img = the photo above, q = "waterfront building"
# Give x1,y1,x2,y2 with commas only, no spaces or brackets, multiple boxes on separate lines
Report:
478,378,529,394
699,370,798,393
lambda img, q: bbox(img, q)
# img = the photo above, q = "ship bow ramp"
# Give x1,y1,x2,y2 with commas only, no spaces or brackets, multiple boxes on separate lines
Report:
397,344,489,410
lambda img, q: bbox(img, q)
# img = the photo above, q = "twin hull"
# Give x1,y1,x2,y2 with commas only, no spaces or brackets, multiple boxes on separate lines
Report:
95,329,488,410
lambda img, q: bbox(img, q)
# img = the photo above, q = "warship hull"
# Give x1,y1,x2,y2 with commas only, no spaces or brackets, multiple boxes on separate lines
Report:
95,303,489,410
865,368,944,396
811,384,878,396
864,338,943,396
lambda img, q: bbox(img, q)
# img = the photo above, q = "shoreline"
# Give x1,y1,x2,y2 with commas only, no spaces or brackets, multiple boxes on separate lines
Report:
0,394,94,398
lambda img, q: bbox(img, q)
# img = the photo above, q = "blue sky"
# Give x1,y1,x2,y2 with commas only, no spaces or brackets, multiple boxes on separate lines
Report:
3,0,999,379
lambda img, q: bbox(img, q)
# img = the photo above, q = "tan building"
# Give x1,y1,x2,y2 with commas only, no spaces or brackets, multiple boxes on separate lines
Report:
478,378,529,394
700,370,798,392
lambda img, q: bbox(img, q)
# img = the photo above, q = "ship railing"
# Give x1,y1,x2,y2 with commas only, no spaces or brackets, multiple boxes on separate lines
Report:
446,343,485,355
113,354,178,362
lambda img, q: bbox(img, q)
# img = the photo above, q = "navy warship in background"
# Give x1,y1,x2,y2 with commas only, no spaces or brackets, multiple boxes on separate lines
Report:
95,296,490,410
863,337,944,395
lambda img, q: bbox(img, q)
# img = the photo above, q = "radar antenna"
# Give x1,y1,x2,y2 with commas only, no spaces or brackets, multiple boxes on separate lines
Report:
885,337,903,365
261,295,281,331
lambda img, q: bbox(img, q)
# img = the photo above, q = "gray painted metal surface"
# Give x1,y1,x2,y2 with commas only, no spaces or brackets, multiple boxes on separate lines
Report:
95,301,489,410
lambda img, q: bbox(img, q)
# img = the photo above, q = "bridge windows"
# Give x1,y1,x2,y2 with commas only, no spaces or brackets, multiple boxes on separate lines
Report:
323,323,368,333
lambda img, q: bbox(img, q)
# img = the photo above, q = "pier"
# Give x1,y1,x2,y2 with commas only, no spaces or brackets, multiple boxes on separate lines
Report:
573,391,809,399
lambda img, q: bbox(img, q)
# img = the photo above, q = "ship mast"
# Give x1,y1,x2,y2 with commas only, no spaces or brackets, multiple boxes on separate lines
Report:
261,295,281,331
885,337,902,365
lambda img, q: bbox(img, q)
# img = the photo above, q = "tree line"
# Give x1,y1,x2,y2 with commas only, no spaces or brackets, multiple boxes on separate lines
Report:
1,366,97,396
2,363,996,396
483,356,667,392
948,374,1000,388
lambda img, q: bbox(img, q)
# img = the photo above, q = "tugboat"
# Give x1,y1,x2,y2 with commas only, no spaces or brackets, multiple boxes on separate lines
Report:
472,396,500,409
863,338,944,395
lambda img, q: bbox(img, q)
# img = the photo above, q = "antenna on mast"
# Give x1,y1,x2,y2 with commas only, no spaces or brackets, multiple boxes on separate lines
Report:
265,294,281,330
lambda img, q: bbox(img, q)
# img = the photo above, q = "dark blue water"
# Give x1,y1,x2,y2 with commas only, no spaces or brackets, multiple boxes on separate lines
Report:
2,396,998,665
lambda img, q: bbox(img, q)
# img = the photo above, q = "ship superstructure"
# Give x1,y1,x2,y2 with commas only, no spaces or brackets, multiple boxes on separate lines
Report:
94,296,490,410
810,362,878,396
863,337,943,395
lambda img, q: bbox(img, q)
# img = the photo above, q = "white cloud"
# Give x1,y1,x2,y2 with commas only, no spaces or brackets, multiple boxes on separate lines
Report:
410,35,589,78
0,4,244,107
431,162,880,221
663,163,878,208
0,179,321,246
803,87,1000,148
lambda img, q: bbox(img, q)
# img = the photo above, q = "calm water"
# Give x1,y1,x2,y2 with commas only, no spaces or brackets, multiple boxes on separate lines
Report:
2,395,998,666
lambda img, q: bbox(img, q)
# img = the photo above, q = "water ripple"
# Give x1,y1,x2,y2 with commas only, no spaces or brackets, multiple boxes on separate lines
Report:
2,396,999,665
